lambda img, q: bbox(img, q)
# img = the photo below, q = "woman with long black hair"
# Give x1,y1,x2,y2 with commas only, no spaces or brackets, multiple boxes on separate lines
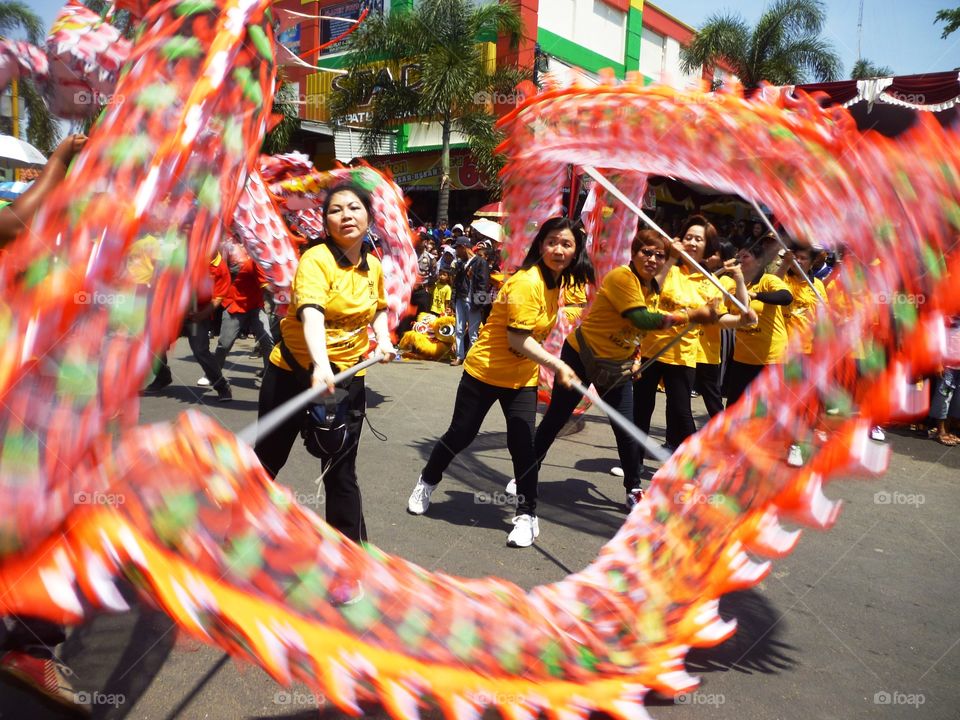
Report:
406,217,592,548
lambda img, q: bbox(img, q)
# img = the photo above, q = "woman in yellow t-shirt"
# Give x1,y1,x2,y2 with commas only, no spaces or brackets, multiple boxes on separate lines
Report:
726,240,794,407
681,219,753,418
535,229,717,510
633,216,750,469
407,217,592,549
254,183,397,545
777,243,828,355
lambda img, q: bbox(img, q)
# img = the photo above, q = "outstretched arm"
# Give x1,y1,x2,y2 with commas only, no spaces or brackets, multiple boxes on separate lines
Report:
0,135,86,246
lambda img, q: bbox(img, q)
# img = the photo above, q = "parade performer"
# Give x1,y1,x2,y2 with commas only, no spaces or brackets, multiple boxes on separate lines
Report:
725,241,794,406
255,183,397,545
407,217,591,547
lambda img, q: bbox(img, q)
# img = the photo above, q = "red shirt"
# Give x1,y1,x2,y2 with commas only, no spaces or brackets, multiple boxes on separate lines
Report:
224,256,268,314
196,253,232,308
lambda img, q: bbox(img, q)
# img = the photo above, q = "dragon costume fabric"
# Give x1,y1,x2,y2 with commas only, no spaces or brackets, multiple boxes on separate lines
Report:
0,3,958,720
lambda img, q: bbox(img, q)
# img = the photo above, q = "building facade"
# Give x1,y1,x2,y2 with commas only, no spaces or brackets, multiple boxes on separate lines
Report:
280,0,724,219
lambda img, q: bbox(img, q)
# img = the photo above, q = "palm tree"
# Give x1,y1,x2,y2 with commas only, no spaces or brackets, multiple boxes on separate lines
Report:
0,0,57,153
680,0,841,92
329,0,523,223
851,59,893,79
935,7,960,39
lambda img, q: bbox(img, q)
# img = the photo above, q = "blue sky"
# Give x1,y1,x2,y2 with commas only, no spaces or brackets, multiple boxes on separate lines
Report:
653,0,958,76
27,0,960,77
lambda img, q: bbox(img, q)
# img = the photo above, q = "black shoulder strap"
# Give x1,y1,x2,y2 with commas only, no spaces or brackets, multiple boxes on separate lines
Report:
575,326,597,364
279,340,312,387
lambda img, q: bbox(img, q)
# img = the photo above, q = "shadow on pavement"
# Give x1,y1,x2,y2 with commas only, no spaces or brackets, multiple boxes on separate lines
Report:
685,589,798,674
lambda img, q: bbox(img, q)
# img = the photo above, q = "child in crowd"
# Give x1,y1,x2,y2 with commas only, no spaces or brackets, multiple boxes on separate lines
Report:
431,269,453,316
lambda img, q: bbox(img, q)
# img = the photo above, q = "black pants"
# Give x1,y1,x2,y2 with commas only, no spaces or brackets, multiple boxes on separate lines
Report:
725,360,770,408
422,372,539,515
1,617,66,657
695,362,724,418
535,341,640,489
187,316,227,390
254,363,368,542
632,361,696,462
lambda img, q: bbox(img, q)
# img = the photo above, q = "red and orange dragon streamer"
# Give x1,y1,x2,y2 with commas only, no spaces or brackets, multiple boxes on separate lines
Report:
0,2,959,719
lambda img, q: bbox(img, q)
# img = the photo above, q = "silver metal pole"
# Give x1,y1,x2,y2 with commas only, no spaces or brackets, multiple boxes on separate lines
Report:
239,352,385,446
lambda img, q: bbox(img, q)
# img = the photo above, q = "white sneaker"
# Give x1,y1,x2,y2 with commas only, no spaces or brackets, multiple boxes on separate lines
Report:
196,376,211,387
610,466,624,478
506,514,539,547
505,478,517,495
626,487,644,511
407,476,436,515
870,426,886,442
787,444,804,467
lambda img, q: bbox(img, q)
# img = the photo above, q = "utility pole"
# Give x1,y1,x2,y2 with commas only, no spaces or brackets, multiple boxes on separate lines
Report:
857,0,864,62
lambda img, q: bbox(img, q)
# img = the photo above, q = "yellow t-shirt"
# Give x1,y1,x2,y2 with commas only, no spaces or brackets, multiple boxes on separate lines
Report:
125,235,160,286
694,273,736,365
463,265,559,389
430,283,452,315
640,266,703,368
733,273,790,365
271,242,386,374
784,274,827,355
568,264,659,362
561,281,588,325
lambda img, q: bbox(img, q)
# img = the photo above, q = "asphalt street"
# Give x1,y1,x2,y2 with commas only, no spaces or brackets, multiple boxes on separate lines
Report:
1,337,958,720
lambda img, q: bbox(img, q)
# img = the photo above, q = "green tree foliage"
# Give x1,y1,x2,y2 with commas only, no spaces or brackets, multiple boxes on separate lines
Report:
681,0,841,91
329,0,523,222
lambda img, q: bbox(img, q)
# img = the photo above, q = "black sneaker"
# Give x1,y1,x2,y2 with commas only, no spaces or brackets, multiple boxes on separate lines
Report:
215,381,233,402
144,372,172,393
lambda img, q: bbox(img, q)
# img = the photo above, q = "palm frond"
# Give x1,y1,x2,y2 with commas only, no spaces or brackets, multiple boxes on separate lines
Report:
0,1,44,44
935,7,960,39
680,13,750,76
19,78,59,154
772,37,842,83
851,58,893,80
